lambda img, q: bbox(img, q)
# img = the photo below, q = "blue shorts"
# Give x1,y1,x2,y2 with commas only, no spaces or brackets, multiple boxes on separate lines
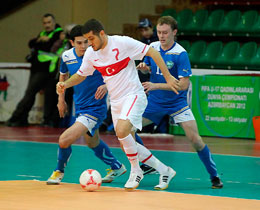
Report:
143,98,192,125
76,108,107,137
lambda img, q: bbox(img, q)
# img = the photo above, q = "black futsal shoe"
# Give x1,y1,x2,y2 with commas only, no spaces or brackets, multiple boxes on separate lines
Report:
211,176,223,189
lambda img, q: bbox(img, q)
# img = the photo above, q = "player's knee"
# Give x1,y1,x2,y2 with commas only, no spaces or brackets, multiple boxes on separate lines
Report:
115,128,129,139
190,135,204,151
59,136,71,148
86,140,99,148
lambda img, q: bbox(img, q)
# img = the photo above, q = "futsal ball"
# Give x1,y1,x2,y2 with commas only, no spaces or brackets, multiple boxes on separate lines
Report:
79,169,102,192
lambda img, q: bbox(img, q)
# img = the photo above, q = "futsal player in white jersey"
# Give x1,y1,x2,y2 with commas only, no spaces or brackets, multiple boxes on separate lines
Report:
57,19,179,190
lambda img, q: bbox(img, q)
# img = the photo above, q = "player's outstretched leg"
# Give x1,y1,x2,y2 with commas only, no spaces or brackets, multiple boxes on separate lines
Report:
91,139,127,183
197,145,223,189
135,133,157,175
118,134,144,190
46,146,72,185
136,143,176,190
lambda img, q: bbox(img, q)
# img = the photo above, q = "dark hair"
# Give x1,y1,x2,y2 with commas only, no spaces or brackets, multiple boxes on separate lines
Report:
43,13,55,20
69,25,83,41
157,16,178,30
82,19,104,35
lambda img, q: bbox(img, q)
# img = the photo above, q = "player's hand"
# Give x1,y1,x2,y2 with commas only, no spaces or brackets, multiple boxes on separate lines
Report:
142,82,156,94
56,82,66,95
136,62,150,72
166,75,180,94
57,100,68,118
95,84,107,100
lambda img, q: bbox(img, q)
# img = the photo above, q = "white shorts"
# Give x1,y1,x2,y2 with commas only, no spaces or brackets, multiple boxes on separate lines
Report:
75,114,99,136
111,93,147,131
172,109,195,124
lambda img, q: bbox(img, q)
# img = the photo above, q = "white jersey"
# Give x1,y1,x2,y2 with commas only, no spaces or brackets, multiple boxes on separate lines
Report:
78,35,149,101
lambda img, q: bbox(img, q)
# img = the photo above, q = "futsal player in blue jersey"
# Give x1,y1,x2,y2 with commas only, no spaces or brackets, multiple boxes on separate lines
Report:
47,25,126,184
137,16,223,189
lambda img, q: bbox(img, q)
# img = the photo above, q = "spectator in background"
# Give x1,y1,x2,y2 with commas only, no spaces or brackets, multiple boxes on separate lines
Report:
138,18,158,45
6,13,64,127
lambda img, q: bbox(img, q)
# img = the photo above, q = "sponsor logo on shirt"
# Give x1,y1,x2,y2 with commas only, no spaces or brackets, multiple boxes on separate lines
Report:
166,61,174,69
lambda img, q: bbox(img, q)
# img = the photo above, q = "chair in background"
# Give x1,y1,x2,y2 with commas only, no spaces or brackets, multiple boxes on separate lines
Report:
188,40,207,68
176,9,193,35
200,41,223,69
249,47,260,70
202,9,225,36
178,40,191,52
186,9,208,35
218,10,241,36
216,41,240,69
232,42,257,70
161,8,177,18
234,10,258,36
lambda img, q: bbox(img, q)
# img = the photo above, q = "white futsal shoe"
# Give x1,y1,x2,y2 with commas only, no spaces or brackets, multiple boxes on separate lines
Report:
124,170,144,190
102,164,127,183
46,170,64,185
154,167,176,190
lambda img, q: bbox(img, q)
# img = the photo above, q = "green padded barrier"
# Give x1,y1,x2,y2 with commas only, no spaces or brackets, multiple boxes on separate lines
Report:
188,40,207,68
216,41,240,69
200,41,223,69
203,9,225,36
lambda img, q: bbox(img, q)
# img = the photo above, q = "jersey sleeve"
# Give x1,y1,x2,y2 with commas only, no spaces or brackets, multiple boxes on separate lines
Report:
59,56,68,74
177,52,192,78
123,36,150,60
77,49,96,76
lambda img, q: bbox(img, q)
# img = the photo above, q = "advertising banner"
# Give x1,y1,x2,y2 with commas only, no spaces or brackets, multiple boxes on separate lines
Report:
170,75,260,139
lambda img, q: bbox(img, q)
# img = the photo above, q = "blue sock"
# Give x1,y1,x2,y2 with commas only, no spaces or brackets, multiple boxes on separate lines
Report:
91,140,122,170
55,146,72,173
135,133,144,145
197,145,218,179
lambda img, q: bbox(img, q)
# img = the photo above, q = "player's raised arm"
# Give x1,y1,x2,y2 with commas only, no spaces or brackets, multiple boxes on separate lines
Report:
145,47,180,94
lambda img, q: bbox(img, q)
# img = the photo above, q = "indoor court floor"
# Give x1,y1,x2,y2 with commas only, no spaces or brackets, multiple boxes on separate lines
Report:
0,125,260,209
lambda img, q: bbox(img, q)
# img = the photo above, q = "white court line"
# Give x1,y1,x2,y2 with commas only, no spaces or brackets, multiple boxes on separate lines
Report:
17,175,42,178
186,178,201,181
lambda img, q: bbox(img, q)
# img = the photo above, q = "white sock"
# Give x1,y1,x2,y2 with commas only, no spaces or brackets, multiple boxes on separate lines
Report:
118,134,140,172
136,143,168,174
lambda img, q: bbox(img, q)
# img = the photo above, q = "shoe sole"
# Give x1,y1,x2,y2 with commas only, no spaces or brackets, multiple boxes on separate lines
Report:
102,170,127,183
124,184,140,191
212,185,223,189
154,185,168,190
46,182,60,185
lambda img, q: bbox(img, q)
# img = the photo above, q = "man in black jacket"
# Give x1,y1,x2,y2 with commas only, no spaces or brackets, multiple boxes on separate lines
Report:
6,13,64,127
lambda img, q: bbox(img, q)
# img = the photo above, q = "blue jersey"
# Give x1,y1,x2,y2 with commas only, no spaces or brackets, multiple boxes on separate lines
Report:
60,48,107,116
144,41,191,108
